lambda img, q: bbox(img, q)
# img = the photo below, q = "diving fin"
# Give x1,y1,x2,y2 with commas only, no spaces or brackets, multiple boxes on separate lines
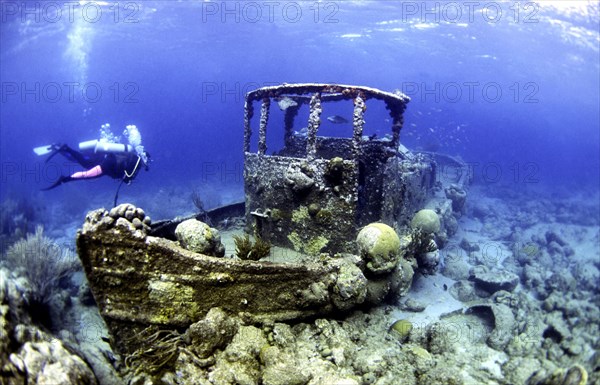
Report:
33,145,54,156
41,175,73,191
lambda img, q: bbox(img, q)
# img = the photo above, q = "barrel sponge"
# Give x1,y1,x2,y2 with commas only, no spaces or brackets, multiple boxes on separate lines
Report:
410,209,441,234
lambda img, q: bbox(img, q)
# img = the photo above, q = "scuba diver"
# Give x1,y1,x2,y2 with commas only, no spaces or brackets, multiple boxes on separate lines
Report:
37,124,150,191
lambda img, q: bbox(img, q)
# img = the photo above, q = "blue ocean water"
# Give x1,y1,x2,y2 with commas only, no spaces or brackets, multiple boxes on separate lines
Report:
1,3,600,383
1,1,599,217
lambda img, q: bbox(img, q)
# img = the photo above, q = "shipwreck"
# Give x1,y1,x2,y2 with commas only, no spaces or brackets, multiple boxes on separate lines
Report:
76,83,469,364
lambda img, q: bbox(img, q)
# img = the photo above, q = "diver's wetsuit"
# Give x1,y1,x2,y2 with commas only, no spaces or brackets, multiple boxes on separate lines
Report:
43,144,145,190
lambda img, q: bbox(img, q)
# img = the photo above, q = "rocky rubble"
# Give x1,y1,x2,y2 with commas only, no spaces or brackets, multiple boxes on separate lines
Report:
0,268,99,385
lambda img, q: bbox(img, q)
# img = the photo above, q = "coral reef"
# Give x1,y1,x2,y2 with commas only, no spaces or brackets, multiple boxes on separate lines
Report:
109,203,151,232
58,185,600,384
0,268,99,385
124,307,475,385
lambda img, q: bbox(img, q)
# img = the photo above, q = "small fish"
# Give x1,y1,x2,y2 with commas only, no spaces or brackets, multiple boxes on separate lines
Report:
327,115,349,124
293,127,308,137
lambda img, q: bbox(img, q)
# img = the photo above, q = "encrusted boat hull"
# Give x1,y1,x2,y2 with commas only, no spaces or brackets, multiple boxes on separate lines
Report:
76,207,401,356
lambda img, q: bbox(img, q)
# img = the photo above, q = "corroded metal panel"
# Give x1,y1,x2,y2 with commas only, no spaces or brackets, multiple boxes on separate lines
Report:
244,153,359,254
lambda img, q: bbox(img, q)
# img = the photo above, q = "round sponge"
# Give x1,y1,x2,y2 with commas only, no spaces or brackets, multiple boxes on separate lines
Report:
410,209,440,234
357,223,401,274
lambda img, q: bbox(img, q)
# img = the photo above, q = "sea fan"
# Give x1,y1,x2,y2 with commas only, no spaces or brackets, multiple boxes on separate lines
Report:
1,225,80,306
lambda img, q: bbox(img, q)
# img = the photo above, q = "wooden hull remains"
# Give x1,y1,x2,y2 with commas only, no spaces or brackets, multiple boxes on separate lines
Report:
76,206,413,357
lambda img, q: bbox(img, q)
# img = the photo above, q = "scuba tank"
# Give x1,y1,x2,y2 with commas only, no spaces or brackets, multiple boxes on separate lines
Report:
78,140,98,152
79,139,134,154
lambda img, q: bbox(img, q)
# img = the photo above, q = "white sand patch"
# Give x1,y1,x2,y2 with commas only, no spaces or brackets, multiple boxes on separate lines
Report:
392,273,463,327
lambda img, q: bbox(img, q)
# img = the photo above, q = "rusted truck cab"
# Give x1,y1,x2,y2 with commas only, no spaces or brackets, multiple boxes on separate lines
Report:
243,83,435,254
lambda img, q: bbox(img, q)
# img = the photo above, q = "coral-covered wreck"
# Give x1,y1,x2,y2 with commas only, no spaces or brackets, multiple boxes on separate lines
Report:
76,83,469,365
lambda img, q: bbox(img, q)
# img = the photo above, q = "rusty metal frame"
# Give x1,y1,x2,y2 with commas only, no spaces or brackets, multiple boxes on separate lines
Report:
244,83,410,157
